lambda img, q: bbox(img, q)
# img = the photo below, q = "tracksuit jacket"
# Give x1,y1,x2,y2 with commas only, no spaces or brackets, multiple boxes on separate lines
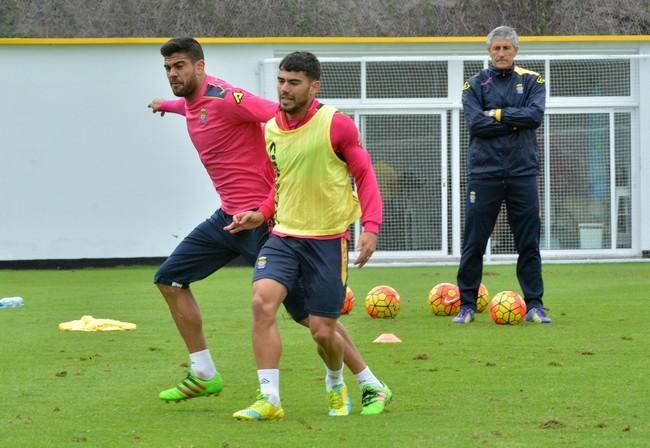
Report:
462,63,546,178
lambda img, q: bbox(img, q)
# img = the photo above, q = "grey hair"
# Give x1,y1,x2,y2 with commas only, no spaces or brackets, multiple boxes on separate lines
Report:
487,26,519,48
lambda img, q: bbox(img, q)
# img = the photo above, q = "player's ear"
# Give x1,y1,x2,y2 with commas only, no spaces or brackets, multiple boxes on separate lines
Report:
311,79,321,96
196,59,205,74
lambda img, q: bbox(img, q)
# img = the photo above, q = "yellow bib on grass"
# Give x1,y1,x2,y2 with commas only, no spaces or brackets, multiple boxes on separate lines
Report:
58,315,136,332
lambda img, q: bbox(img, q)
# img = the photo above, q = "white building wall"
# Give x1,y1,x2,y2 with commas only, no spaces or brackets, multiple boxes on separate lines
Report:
0,43,275,260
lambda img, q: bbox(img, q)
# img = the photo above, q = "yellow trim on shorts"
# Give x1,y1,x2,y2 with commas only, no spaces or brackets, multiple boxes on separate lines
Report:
340,238,348,286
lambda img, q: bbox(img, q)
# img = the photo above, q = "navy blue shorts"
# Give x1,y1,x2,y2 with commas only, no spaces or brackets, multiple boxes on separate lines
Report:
154,209,308,321
253,235,349,319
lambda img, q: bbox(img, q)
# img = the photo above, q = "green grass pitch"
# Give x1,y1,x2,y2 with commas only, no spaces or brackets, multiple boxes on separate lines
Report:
1,262,649,447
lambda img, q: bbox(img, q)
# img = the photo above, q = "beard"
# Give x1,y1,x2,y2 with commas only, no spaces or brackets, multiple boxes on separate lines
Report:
280,96,308,114
171,78,197,98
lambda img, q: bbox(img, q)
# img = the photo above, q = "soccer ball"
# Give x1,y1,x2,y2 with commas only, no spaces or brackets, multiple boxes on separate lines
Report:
489,291,527,325
476,283,490,313
340,286,355,315
364,285,401,319
427,282,460,316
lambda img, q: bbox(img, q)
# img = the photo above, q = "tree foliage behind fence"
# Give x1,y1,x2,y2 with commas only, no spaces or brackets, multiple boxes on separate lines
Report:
1,0,648,38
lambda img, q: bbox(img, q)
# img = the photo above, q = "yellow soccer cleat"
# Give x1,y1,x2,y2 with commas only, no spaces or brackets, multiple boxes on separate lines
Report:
327,383,352,416
233,394,284,421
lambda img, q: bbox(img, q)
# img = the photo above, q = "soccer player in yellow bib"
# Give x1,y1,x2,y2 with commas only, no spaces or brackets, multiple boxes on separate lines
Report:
226,51,390,419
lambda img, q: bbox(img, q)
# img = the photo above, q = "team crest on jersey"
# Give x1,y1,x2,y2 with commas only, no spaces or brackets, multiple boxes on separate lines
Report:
256,256,268,269
232,91,244,104
516,83,524,95
200,107,208,126
470,191,476,203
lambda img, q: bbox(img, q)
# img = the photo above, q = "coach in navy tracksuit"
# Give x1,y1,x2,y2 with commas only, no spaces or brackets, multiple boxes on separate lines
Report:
453,25,551,324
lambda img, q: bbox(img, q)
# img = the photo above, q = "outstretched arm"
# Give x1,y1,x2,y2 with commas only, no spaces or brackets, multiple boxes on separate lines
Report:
148,98,186,117
148,98,166,116
219,89,278,123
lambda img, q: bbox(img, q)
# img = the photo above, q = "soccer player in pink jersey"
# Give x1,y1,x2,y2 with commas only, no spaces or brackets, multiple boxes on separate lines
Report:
228,52,391,419
148,38,387,405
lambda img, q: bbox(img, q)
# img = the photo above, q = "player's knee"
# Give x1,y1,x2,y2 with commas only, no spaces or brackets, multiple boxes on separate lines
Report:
252,280,285,312
251,293,279,324
156,282,185,299
310,324,336,346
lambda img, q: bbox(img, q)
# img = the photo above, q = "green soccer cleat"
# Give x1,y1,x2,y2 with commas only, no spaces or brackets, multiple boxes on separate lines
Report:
233,394,284,421
327,383,352,416
361,383,393,415
158,372,223,402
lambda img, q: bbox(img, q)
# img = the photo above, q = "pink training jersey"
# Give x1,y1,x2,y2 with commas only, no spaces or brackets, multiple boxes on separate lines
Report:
160,75,277,215
259,100,382,237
